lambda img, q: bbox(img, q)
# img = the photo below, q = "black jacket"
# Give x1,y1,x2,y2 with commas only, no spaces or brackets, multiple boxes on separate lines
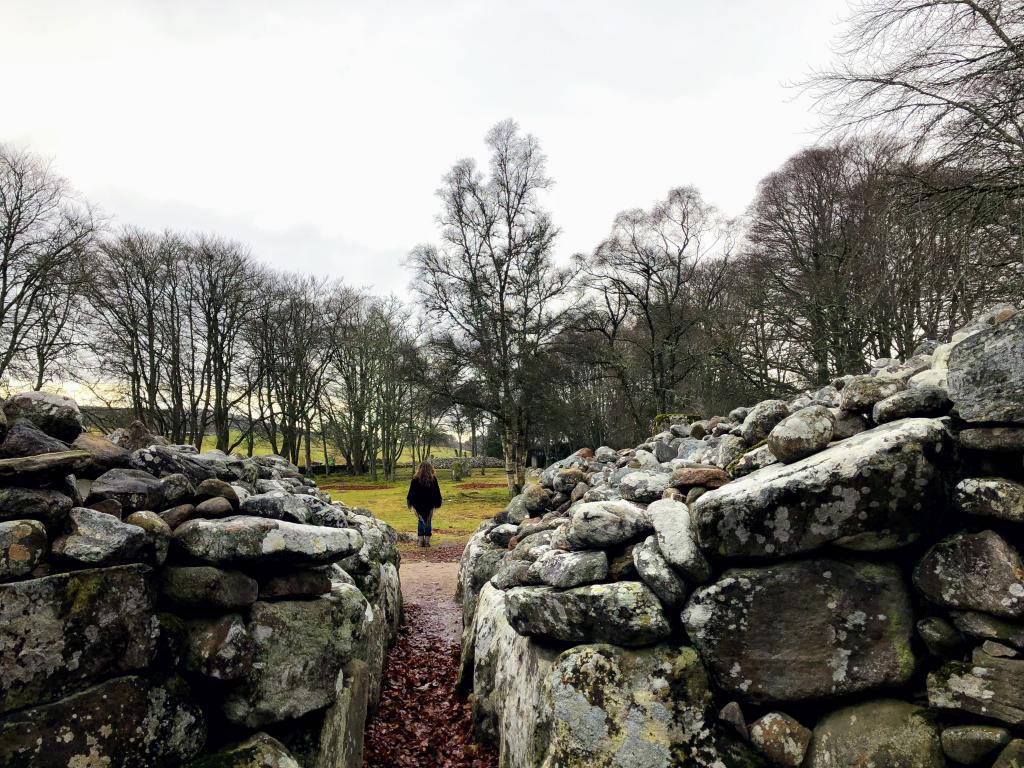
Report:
407,477,442,516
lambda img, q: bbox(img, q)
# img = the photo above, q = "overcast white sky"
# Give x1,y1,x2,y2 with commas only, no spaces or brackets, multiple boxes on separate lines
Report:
4,0,851,296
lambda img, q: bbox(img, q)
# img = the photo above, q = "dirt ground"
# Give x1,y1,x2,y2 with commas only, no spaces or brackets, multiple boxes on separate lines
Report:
363,544,497,768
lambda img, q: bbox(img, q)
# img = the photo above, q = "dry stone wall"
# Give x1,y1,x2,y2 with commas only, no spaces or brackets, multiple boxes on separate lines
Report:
458,303,1024,768
0,395,401,768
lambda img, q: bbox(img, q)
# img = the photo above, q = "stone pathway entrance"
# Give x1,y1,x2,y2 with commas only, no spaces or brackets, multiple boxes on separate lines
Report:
362,545,496,768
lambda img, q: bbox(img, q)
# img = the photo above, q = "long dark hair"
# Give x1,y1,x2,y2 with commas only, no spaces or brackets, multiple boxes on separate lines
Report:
413,461,436,486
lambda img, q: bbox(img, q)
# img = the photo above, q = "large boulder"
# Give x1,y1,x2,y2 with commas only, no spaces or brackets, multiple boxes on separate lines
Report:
187,733,299,768
161,565,259,610
941,725,1011,765
804,699,945,768
173,516,363,567
223,582,368,727
528,549,608,588
682,559,915,703
740,400,790,444
913,530,1024,618
954,478,1024,523
0,421,68,458
872,386,951,424
70,432,130,477
131,444,217,484
767,405,835,463
0,675,205,768
505,581,671,646
838,375,906,413
947,312,1024,423
241,491,311,523
928,647,1024,726
646,498,710,582
632,535,688,608
0,564,156,714
87,467,167,513
694,418,949,559
619,470,673,504
2,392,83,442
0,487,72,530
536,643,722,768
564,500,652,550
51,507,146,566
0,520,47,581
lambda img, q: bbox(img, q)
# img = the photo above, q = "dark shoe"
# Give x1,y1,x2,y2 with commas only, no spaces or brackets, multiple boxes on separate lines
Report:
425,536,432,548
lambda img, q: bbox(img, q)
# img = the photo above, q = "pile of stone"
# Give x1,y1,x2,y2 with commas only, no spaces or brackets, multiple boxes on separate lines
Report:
458,303,1024,768
409,455,505,471
0,397,401,768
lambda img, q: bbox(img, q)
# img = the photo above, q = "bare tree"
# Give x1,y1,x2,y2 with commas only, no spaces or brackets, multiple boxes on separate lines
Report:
812,0,1024,199
410,119,578,495
0,145,97,384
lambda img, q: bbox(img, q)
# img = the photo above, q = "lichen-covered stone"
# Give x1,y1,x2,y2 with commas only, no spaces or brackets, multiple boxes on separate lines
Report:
960,426,1024,452
633,535,688,608
506,581,671,646
619,470,673,504
87,466,167,512
683,559,915,703
0,487,72,530
223,582,368,727
0,450,90,481
954,477,1024,523
767,405,835,463
805,699,944,768
994,740,1024,768
184,613,253,680
173,515,363,567
872,385,951,423
259,567,333,599
0,421,67,458
646,498,710,582
941,725,1010,765
160,565,259,610
928,648,1024,725
0,675,205,768
536,643,720,768
914,530,1024,618
241,490,311,523
838,375,906,412
0,564,156,714
916,616,965,658
126,509,172,564
749,712,811,768
2,391,83,442
457,526,507,628
694,418,949,559
131,444,217,484
563,499,652,550
951,610,1024,649
740,400,790,444
0,520,47,581
528,549,608,588
187,732,298,767
70,431,130,477
670,465,731,489
52,506,146,566
947,313,1024,423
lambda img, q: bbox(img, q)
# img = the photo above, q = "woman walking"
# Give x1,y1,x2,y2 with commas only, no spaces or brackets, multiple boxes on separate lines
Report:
407,461,442,547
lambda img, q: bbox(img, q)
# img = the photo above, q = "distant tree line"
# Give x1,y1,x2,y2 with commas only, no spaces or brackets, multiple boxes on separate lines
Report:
1,0,1021,495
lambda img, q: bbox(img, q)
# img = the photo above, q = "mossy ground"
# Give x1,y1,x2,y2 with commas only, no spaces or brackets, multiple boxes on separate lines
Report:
319,467,510,544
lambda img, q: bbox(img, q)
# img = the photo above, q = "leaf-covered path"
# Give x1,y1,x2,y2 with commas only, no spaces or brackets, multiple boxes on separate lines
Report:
362,546,497,768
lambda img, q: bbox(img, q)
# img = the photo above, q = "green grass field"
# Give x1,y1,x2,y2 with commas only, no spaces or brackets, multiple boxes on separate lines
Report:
319,466,510,544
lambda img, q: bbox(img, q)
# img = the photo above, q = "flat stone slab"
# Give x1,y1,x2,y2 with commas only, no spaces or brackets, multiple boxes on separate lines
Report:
683,559,915,703
173,515,363,567
0,564,156,714
0,450,91,481
693,418,949,559
0,675,204,767
505,581,671,646
929,648,1024,726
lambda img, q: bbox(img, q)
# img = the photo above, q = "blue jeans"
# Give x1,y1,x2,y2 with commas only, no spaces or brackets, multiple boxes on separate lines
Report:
417,510,433,537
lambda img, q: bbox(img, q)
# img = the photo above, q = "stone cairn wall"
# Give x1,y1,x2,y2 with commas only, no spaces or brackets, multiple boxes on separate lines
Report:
0,399,401,767
458,304,1024,768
